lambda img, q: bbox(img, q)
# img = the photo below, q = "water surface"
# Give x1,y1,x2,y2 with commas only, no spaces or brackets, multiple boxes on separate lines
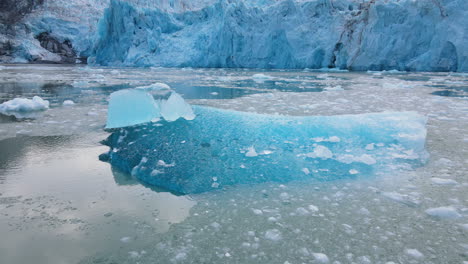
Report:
0,65,467,264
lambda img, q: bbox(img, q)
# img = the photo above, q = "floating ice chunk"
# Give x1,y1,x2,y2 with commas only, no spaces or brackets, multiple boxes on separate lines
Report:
102,108,428,194
136,82,171,92
405,249,424,259
252,73,274,83
349,169,359,175
245,147,258,157
305,145,333,159
120,237,131,243
425,206,461,219
308,205,319,212
312,136,340,143
365,143,375,150
63,100,75,106
312,253,330,263
382,192,420,207
324,85,344,91
265,229,282,241
336,154,376,165
251,209,263,215
106,89,160,129
160,92,195,122
431,178,458,185
106,89,194,129
157,160,175,167
0,96,49,113
302,168,310,175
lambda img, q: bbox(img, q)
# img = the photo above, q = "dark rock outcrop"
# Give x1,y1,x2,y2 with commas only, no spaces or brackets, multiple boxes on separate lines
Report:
35,32,77,63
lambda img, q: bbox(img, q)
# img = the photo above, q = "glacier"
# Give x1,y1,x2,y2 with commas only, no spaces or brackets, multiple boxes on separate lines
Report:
89,0,468,71
1,0,467,71
101,103,428,194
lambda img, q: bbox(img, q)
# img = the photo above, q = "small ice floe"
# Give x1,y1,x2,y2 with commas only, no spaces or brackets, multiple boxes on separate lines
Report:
63,100,75,106
425,206,461,219
128,251,146,259
308,205,319,212
252,73,274,83
312,253,330,263
430,178,458,185
295,207,310,215
303,145,333,159
324,85,344,91
120,237,131,243
157,160,175,167
251,208,263,215
136,82,171,92
405,249,424,259
336,154,376,165
311,136,340,143
245,146,258,157
265,229,282,241
381,192,420,207
0,96,49,118
0,96,49,113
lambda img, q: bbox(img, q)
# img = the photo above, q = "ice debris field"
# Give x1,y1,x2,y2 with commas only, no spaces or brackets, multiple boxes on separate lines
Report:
0,66,467,264
101,85,428,193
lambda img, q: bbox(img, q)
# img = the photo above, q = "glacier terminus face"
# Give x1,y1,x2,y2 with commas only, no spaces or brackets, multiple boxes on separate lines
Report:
1,0,467,72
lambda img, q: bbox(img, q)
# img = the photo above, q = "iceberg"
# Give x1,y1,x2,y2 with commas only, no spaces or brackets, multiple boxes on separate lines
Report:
105,84,195,129
101,104,428,194
0,96,49,118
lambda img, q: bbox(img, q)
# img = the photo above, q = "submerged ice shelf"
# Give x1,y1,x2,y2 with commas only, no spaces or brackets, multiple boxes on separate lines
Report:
101,100,428,194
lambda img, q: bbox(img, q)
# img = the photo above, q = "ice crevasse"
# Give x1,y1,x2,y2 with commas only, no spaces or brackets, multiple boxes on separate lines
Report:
90,0,468,71
101,87,428,194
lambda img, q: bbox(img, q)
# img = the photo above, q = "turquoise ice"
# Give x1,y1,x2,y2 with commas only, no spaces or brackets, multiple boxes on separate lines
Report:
101,103,428,194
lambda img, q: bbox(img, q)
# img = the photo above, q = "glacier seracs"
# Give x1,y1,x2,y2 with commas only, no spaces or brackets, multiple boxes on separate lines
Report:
89,0,468,71
1,0,467,71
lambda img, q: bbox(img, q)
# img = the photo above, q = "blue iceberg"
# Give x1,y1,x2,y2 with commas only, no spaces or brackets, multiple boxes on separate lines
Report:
101,95,428,194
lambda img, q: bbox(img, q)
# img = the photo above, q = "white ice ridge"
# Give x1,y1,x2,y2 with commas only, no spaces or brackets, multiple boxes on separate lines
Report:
0,96,50,114
105,83,195,129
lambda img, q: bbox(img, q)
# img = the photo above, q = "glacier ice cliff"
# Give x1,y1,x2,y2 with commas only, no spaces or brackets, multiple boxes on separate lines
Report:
89,0,468,71
0,0,210,63
101,104,428,194
1,0,466,71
